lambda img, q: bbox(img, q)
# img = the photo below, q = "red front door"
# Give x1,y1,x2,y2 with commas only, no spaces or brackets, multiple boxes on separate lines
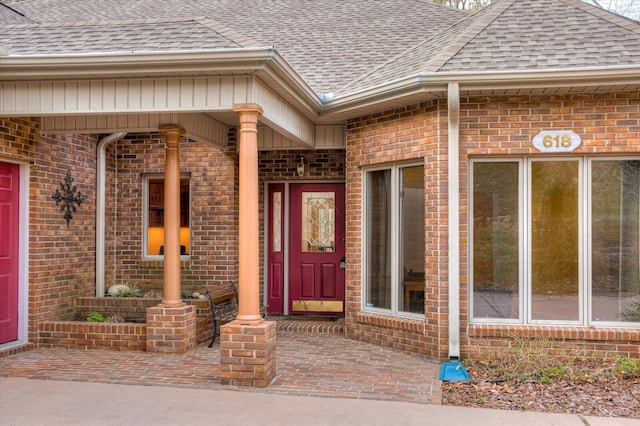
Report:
289,183,345,314
0,162,20,344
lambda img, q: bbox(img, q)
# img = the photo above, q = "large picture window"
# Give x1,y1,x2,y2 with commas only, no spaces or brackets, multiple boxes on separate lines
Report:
470,157,640,326
364,163,425,316
143,175,191,258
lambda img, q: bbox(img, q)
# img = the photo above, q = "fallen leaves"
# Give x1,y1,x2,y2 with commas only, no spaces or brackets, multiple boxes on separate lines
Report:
442,360,640,419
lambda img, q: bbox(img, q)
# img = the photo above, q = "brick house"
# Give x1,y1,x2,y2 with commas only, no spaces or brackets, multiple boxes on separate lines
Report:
1,0,639,366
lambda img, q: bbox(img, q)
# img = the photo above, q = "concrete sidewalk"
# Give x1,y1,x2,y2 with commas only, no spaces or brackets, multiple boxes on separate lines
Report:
1,378,637,426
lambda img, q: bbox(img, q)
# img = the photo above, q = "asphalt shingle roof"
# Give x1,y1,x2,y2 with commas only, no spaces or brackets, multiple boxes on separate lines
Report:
440,0,640,71
0,3,32,25
342,0,640,94
1,19,246,55
1,0,467,94
2,0,639,96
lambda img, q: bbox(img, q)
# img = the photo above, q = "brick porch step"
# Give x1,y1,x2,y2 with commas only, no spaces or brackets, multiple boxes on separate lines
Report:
269,316,344,334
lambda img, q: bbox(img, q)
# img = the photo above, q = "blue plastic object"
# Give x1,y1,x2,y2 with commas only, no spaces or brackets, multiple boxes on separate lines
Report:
439,361,470,382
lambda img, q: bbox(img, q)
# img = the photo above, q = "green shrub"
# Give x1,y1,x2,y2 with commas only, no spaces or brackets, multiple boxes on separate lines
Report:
617,357,640,380
117,283,141,297
87,312,107,322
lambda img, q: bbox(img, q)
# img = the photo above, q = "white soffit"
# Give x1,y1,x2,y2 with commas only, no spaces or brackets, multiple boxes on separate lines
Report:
41,112,229,148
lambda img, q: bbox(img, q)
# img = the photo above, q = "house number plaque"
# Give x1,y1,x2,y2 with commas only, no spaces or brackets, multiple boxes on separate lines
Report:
533,130,581,153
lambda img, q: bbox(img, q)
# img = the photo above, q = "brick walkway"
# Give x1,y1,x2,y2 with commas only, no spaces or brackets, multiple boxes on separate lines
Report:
0,330,442,405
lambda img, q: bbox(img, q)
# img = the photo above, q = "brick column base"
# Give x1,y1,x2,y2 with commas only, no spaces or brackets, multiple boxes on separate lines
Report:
146,304,197,354
220,320,276,387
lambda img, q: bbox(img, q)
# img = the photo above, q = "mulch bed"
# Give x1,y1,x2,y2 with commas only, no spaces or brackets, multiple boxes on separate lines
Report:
442,360,640,419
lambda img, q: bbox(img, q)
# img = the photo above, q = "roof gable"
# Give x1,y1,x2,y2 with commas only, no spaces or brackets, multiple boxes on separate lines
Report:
340,0,640,95
440,0,640,72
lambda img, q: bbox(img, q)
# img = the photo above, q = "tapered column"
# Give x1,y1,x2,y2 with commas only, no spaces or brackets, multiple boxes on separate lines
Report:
234,104,263,324
159,124,186,307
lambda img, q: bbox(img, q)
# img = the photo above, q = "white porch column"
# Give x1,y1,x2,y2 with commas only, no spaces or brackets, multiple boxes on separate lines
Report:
234,103,264,324
159,124,186,307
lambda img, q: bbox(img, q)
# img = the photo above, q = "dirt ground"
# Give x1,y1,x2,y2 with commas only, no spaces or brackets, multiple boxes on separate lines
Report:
442,359,640,419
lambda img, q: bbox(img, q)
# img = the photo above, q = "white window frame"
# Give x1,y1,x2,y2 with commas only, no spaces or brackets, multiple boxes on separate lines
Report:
527,157,583,326
142,174,191,260
362,161,424,319
587,157,640,328
468,158,524,325
469,156,640,328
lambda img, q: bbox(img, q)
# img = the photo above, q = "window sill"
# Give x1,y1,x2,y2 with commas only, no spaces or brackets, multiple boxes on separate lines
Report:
468,324,639,343
138,259,191,269
356,311,424,333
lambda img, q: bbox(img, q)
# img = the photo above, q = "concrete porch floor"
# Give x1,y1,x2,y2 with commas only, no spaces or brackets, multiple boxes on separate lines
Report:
0,319,442,404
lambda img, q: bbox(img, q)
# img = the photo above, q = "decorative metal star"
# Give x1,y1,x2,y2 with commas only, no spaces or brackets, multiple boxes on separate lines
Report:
51,170,86,225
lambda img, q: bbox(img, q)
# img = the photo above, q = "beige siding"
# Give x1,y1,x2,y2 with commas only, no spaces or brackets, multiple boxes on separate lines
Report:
257,125,345,150
315,125,345,149
1,77,251,115
253,79,315,148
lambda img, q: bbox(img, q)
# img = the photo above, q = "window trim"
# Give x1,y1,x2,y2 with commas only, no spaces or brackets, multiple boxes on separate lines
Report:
587,157,640,328
468,158,524,325
469,156,640,328
527,157,583,326
362,161,424,320
142,174,191,260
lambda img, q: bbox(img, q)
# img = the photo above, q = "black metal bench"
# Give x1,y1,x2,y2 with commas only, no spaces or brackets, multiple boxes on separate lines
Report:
202,282,268,347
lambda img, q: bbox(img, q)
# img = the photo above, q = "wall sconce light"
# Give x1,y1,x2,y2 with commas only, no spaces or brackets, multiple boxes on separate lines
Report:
296,156,305,177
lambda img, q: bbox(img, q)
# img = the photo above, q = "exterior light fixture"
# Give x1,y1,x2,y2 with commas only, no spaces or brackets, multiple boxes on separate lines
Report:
296,156,305,177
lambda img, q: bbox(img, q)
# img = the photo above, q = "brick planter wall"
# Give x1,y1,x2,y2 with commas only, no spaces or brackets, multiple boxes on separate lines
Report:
37,297,213,351
75,297,213,345
75,297,159,322
38,321,146,351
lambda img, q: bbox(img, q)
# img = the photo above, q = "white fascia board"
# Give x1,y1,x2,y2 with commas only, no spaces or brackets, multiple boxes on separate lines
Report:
257,50,324,114
322,64,640,117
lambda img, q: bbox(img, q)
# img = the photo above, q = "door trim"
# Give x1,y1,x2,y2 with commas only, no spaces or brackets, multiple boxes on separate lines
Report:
264,180,345,316
0,160,29,349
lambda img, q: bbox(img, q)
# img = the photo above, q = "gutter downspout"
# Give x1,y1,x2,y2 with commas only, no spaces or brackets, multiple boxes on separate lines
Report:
96,132,127,297
447,82,461,361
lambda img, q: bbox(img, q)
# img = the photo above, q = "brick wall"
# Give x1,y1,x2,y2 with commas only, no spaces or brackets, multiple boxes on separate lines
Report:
1,117,98,343
345,100,450,359
345,91,640,361
458,91,640,360
467,325,639,359
38,321,146,351
258,149,345,180
107,131,239,295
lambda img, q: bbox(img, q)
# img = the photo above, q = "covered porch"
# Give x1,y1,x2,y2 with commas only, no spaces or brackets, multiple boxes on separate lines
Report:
0,49,348,386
